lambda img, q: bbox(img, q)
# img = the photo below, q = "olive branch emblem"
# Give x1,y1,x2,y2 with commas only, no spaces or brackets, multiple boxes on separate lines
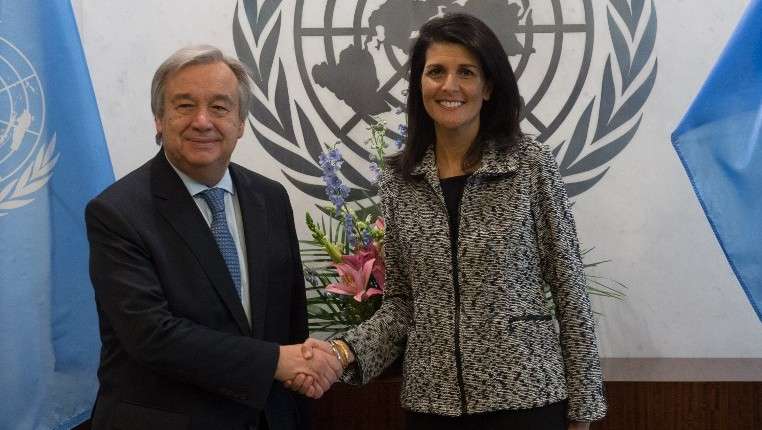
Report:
234,0,658,200
0,135,59,217
554,0,658,197
234,0,374,200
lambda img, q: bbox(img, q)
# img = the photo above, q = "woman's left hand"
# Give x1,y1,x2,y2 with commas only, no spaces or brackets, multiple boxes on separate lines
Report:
568,422,590,430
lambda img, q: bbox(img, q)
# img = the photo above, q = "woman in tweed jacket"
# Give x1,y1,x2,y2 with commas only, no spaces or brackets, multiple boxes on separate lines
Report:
294,13,607,429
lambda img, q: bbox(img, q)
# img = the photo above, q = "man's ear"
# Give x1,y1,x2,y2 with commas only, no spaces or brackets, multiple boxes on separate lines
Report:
154,118,163,145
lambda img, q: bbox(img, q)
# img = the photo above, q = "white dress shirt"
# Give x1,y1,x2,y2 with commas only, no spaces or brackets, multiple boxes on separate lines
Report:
167,157,251,326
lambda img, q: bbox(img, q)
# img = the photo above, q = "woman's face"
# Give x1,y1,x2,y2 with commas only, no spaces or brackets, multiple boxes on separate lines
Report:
421,42,491,139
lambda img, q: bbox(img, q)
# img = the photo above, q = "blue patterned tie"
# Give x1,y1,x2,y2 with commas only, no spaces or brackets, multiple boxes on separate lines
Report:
198,188,241,298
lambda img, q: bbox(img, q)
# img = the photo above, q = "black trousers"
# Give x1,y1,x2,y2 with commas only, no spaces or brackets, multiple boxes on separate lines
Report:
404,401,567,430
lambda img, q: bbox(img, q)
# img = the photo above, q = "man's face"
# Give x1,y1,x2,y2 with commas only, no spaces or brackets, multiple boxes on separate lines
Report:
156,61,244,185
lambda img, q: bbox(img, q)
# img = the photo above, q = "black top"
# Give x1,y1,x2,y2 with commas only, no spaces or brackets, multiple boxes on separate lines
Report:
440,174,470,410
440,174,470,246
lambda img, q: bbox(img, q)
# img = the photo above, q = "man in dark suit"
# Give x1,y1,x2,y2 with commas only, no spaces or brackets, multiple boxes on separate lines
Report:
85,45,338,430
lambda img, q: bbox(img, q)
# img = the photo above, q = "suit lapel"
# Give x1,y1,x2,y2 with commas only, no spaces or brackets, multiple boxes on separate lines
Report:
150,151,251,336
231,165,270,340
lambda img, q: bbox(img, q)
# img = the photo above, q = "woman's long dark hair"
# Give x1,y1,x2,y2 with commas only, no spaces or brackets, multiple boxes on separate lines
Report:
391,13,524,179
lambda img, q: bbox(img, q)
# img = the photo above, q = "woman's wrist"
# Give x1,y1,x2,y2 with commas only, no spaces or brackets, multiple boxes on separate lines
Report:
329,339,355,369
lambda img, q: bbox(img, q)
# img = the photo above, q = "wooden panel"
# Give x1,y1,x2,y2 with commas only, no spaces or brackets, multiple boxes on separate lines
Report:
595,382,762,430
310,376,406,430
311,379,762,430
72,380,762,430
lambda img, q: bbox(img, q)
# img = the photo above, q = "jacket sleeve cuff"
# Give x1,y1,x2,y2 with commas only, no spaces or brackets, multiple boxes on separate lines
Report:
566,391,607,422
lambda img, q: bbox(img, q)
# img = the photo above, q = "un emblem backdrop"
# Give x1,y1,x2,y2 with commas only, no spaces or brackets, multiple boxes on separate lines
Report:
233,0,656,200
72,0,762,368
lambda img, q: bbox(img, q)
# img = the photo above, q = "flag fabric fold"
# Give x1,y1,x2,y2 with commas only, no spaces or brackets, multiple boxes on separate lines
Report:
0,1,114,428
671,0,762,323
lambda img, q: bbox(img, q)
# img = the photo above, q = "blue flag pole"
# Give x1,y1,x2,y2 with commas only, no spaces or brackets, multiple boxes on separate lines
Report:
0,1,114,428
671,0,762,323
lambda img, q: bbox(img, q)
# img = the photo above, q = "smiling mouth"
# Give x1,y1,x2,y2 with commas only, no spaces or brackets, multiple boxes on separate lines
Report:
438,100,464,108
187,138,219,144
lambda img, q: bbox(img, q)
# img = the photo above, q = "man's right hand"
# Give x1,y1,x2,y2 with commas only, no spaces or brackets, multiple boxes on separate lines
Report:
275,343,342,398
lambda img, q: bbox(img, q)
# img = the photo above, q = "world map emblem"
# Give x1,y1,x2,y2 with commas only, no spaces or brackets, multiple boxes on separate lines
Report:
0,37,58,217
234,0,657,200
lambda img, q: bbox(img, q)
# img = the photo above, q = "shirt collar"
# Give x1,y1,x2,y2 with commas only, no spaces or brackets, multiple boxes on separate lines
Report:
410,138,520,182
165,153,235,197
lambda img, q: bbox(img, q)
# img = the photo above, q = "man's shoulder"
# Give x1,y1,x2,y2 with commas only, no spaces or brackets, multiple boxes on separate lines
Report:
93,157,154,204
84,156,158,228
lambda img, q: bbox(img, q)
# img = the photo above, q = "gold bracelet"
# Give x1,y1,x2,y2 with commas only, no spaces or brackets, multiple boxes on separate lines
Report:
337,340,350,367
328,340,347,368
334,339,350,368
328,340,350,368
327,341,345,367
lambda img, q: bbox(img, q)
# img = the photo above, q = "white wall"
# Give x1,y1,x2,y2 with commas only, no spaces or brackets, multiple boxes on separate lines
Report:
71,0,762,359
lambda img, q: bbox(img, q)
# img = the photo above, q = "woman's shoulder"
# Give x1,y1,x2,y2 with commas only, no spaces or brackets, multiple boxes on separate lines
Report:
513,134,550,158
489,134,552,168
510,136,565,188
379,159,406,189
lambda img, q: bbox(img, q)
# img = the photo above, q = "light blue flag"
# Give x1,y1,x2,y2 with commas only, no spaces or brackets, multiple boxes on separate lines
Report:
0,1,114,428
672,0,762,323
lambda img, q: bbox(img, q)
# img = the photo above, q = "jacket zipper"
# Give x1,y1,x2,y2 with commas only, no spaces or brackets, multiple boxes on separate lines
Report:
452,251,468,415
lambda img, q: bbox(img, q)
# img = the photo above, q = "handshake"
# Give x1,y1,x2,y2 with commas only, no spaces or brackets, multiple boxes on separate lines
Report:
274,338,353,399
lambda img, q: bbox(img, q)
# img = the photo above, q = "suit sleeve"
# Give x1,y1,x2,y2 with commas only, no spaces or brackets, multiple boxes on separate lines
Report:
281,185,309,346
275,185,311,428
340,172,411,384
530,145,607,421
85,196,279,410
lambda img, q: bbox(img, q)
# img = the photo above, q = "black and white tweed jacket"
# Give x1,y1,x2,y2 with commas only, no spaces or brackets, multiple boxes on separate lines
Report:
341,137,607,421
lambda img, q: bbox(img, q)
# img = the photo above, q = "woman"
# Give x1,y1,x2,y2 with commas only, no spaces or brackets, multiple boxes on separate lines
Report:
295,13,606,429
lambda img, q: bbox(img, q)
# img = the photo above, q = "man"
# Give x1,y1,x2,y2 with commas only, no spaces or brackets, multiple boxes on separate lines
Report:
85,45,338,430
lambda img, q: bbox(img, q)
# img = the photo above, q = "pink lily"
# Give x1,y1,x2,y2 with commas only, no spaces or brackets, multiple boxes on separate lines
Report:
326,253,382,302
374,217,385,231
363,244,385,292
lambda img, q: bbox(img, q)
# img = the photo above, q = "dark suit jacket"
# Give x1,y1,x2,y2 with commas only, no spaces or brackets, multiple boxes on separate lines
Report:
85,151,309,430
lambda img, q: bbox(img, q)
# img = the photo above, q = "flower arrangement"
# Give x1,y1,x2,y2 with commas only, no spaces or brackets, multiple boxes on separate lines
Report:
301,119,405,336
301,119,624,337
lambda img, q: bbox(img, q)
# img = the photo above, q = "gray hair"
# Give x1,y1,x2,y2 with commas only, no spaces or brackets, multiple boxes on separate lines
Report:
151,45,253,122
